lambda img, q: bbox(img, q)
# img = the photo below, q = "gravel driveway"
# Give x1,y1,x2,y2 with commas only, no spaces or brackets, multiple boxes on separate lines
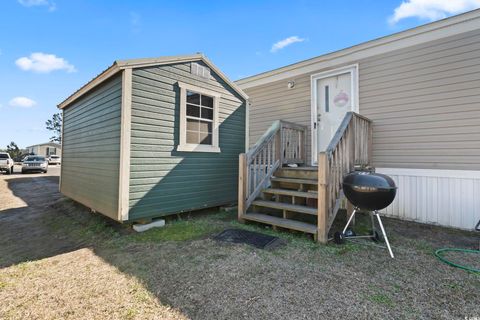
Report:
0,167,479,320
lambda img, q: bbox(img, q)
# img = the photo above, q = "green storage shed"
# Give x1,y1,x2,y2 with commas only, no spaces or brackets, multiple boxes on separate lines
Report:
58,54,248,222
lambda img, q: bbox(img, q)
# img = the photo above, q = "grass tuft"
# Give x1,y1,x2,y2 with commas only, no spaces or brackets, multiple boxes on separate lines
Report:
368,293,395,307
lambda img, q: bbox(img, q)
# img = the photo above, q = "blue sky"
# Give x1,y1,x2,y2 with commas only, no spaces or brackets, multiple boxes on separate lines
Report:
1,0,479,148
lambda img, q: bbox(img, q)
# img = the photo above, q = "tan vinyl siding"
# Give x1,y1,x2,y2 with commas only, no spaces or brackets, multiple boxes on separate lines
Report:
128,61,246,220
243,28,480,170
60,74,122,219
245,76,313,163
359,29,480,170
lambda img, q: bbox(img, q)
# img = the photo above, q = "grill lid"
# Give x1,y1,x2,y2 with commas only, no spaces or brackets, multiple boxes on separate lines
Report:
342,171,397,211
343,171,396,190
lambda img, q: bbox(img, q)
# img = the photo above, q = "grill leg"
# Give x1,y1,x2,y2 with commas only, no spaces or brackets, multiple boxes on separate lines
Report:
374,211,394,259
342,209,358,234
370,211,375,235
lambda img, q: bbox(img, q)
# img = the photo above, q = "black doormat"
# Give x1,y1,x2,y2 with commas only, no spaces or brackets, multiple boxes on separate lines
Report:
213,228,285,249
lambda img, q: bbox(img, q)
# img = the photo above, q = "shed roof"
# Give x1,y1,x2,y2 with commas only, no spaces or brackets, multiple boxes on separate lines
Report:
58,53,248,109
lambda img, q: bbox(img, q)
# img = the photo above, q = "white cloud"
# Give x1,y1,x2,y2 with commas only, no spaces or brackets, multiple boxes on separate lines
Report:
9,97,37,108
16,52,76,73
271,36,306,53
18,0,56,11
389,0,480,24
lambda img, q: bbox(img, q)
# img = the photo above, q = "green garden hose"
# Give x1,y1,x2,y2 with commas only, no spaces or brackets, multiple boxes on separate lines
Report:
434,248,480,273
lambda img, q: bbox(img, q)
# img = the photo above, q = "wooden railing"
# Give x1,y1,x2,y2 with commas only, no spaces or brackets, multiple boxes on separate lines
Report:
238,120,307,219
317,112,372,243
281,122,307,165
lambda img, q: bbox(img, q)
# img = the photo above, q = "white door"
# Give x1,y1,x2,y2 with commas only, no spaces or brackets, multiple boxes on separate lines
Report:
312,66,357,163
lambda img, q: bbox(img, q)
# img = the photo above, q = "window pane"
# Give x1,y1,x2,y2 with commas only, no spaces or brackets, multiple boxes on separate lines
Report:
201,95,213,108
199,132,212,145
186,131,199,144
199,120,212,133
201,107,213,120
324,85,329,113
186,118,199,131
187,91,200,105
187,104,200,117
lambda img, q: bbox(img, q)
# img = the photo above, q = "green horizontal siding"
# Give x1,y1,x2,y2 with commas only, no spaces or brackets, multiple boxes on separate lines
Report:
128,61,246,220
61,74,122,220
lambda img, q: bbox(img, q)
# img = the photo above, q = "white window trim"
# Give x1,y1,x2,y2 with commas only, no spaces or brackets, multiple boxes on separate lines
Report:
177,81,221,153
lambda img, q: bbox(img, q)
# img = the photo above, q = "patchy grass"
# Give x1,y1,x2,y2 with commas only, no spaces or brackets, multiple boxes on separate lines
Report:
131,214,226,242
2,174,480,319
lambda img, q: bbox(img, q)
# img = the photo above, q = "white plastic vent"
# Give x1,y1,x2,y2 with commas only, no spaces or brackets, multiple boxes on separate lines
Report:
191,62,211,79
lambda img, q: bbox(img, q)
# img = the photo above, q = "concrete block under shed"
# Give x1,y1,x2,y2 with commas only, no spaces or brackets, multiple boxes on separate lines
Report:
133,219,165,232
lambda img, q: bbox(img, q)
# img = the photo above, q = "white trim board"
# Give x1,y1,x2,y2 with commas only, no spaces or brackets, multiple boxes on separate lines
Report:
377,167,480,179
236,9,480,89
376,167,480,231
310,64,359,165
177,81,221,153
118,68,132,222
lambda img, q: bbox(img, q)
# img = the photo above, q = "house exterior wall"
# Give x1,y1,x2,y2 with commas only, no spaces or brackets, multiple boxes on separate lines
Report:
242,29,480,170
60,74,122,220
128,61,246,220
360,29,480,170
240,28,480,230
242,77,313,163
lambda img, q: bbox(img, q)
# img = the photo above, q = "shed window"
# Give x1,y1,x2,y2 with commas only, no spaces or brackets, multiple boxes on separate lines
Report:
186,90,214,145
177,82,221,153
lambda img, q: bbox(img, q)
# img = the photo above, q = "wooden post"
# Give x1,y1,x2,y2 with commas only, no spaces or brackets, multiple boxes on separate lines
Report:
275,130,282,165
349,120,355,171
238,153,247,222
317,152,329,244
367,121,373,166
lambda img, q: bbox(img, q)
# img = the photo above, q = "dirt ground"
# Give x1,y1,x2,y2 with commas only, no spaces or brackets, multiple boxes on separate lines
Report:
0,167,479,320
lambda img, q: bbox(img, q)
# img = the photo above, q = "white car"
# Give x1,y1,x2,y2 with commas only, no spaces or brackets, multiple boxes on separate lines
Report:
0,152,14,174
22,155,48,174
48,155,61,165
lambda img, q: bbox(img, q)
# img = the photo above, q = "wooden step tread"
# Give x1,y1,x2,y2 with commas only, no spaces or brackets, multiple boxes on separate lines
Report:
252,200,317,215
281,167,317,171
263,188,318,198
243,213,317,234
271,177,318,185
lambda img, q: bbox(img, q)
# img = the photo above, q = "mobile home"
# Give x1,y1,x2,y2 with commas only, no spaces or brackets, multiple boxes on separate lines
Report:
236,9,480,241
26,142,61,157
58,54,248,222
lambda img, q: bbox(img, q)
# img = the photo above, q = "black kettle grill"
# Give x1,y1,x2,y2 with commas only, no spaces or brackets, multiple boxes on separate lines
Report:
335,171,397,258
343,171,397,211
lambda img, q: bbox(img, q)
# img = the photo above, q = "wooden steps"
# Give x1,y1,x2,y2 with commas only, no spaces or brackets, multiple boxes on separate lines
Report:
263,188,318,198
271,177,317,185
243,213,317,235
239,113,373,243
241,167,320,237
252,200,317,216
275,167,317,179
